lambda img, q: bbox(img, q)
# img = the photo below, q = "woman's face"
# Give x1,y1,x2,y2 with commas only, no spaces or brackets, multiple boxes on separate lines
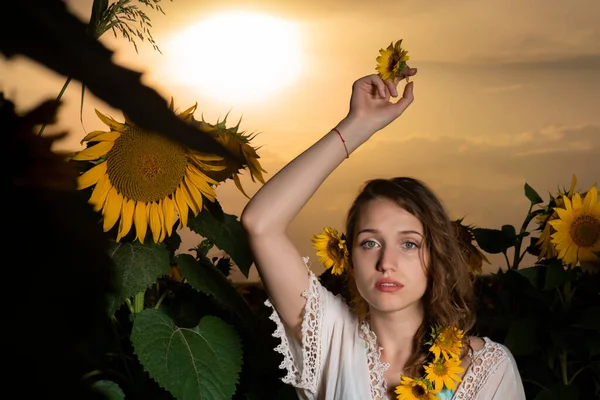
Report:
351,197,429,316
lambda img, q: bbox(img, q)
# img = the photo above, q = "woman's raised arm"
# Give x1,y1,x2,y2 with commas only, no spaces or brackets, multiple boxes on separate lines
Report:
241,71,416,336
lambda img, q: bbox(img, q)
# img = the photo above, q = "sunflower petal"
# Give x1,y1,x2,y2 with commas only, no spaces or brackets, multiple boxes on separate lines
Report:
149,202,162,243
117,198,135,241
584,186,598,208
178,103,197,120
95,109,125,131
89,173,112,212
162,196,176,237
72,141,114,161
572,193,583,211
174,186,189,229
233,174,250,199
81,130,121,143
183,177,204,215
78,161,107,190
103,188,123,232
134,202,148,244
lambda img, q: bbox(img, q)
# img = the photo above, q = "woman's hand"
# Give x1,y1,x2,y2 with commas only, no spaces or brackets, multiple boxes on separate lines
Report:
337,68,417,144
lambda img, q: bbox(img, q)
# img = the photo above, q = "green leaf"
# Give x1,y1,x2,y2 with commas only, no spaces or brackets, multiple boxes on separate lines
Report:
543,262,569,290
501,224,517,238
504,318,539,356
92,380,125,400
187,205,254,277
131,309,243,400
107,240,170,315
517,265,544,289
472,228,514,254
177,254,255,330
525,183,544,205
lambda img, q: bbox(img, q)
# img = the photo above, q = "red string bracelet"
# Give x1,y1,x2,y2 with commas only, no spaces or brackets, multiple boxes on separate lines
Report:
332,128,349,158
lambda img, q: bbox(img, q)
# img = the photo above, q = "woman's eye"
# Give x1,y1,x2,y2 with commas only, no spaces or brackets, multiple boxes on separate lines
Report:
402,241,419,250
361,240,378,249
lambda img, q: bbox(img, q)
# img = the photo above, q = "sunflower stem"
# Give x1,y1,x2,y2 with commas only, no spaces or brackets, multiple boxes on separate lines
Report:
502,251,511,270
512,204,534,270
37,76,72,136
155,290,168,309
559,350,568,386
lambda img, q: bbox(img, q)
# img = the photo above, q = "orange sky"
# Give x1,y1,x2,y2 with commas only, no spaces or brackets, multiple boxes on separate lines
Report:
2,0,599,281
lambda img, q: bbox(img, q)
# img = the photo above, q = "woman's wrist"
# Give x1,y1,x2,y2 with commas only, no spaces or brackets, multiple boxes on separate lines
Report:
332,115,377,154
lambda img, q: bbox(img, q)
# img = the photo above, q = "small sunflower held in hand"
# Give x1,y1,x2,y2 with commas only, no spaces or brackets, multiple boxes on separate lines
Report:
376,39,410,81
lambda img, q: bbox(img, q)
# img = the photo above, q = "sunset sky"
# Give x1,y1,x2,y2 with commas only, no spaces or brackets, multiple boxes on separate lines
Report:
2,0,598,281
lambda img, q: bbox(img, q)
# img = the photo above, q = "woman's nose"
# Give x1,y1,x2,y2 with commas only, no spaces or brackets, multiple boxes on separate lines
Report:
376,246,397,272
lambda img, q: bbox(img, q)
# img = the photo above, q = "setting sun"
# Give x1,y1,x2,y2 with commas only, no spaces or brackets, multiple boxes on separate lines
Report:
163,11,305,106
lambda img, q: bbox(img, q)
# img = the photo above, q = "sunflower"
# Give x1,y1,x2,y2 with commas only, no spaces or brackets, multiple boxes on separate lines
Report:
536,174,578,260
191,116,267,198
376,39,410,81
549,185,600,268
72,100,226,244
312,227,349,275
424,356,464,393
429,326,464,361
452,219,489,274
395,376,437,400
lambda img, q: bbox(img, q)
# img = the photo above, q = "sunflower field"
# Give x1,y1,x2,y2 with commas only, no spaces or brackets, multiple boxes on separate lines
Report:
6,1,599,399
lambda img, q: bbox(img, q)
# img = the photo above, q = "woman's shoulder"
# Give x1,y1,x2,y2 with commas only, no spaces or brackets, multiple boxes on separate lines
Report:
467,335,514,365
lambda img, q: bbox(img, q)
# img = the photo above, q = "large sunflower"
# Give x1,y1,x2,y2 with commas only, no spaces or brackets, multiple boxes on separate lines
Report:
452,219,489,274
312,227,349,275
376,39,410,81
394,376,437,400
549,185,600,267
423,356,464,393
72,101,226,244
191,115,267,198
536,174,578,260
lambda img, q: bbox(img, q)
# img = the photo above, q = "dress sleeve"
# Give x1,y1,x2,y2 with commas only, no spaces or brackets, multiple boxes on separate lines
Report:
475,348,526,399
264,257,355,395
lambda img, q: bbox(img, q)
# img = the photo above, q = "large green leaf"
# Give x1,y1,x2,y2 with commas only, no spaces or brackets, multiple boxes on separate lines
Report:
504,318,539,356
107,240,170,315
131,309,243,400
177,254,255,330
92,380,125,400
187,204,253,277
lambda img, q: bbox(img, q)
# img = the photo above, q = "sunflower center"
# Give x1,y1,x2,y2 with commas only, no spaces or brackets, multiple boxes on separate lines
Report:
327,240,346,261
412,384,426,397
106,126,188,202
569,214,600,247
433,361,448,376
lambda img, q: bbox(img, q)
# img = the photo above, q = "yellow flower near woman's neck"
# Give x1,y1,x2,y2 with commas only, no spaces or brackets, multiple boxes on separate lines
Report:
429,326,464,361
394,376,437,400
376,39,410,81
311,227,349,275
72,101,225,244
424,356,464,393
549,185,600,267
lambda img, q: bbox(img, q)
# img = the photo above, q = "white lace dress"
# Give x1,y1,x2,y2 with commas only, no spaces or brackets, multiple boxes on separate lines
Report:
265,259,526,400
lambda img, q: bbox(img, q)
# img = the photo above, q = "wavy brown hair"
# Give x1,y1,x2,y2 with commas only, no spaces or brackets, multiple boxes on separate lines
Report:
344,177,476,377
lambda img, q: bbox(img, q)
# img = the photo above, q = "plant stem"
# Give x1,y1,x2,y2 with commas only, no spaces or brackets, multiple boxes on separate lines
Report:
512,203,534,270
37,76,72,136
559,350,568,385
502,251,511,270
155,290,168,309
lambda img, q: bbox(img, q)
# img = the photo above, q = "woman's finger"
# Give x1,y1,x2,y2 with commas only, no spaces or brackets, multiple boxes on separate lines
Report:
391,81,415,114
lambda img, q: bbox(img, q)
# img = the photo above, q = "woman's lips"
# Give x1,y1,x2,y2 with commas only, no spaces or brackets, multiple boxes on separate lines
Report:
375,278,404,292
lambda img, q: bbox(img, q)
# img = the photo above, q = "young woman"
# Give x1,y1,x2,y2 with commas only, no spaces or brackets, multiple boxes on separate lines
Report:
241,70,525,399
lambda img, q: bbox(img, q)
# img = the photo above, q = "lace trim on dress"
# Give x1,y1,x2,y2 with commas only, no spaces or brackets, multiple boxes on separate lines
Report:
360,321,389,399
453,337,509,399
264,257,322,393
